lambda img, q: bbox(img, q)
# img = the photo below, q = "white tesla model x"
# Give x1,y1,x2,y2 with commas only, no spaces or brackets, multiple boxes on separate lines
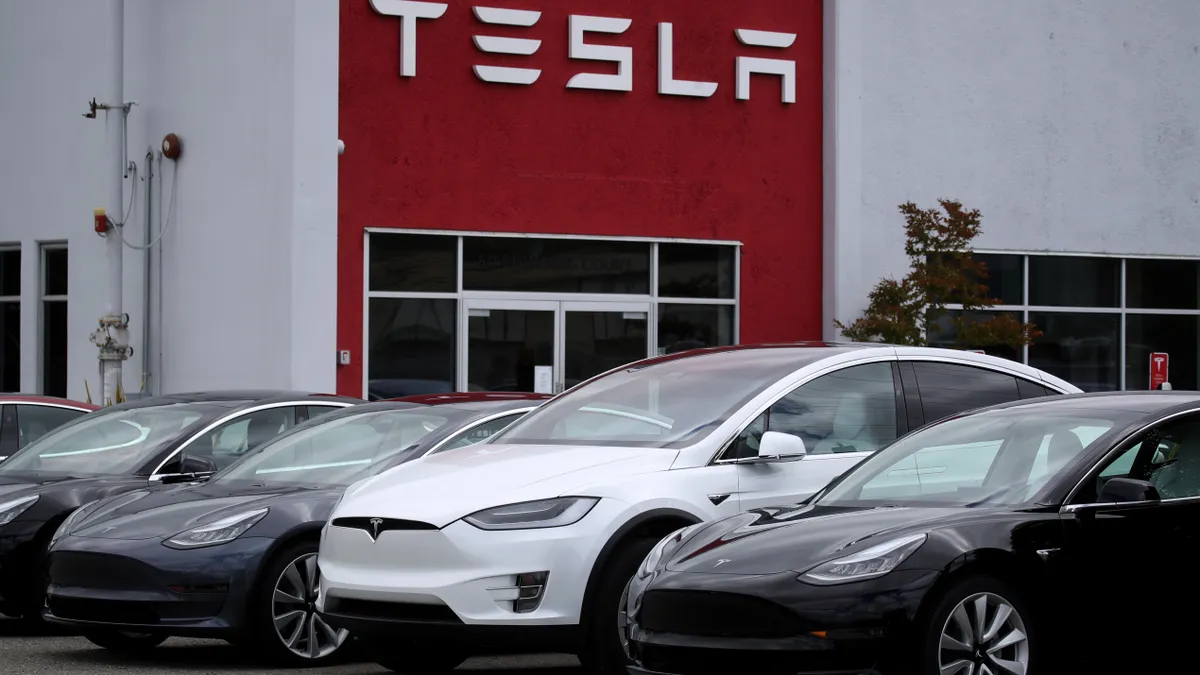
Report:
315,343,1078,674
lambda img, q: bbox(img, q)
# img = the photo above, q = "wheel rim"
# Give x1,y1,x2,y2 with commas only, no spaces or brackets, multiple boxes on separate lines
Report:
617,577,632,658
938,592,1030,675
272,552,348,659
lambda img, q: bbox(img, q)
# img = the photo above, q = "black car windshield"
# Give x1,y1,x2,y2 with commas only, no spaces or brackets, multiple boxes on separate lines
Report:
214,407,464,486
816,406,1143,508
0,403,219,476
491,350,817,448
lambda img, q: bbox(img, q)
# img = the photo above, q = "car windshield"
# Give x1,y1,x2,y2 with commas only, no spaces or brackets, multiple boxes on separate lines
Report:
815,406,1143,508
0,403,219,476
213,407,465,486
491,350,809,448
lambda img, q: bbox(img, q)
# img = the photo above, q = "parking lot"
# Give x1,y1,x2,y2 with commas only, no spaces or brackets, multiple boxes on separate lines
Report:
3,621,581,675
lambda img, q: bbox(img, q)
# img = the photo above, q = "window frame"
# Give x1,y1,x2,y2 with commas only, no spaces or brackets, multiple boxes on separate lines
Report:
363,230,743,395
944,251,1200,391
1062,407,1200,511
708,356,902,466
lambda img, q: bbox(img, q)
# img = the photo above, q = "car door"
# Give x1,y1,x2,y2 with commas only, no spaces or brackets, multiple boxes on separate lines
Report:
1057,412,1200,665
722,360,905,511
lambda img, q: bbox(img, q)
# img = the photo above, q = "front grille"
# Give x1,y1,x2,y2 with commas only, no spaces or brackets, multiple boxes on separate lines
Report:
323,597,462,624
49,596,161,625
48,551,159,590
636,644,857,675
330,517,438,534
638,590,807,638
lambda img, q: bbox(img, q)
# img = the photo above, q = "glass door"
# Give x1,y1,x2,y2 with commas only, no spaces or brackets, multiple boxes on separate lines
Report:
462,300,559,393
559,301,651,393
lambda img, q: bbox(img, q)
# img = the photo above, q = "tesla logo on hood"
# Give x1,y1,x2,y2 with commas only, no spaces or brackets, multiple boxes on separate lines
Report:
369,518,383,541
714,559,731,568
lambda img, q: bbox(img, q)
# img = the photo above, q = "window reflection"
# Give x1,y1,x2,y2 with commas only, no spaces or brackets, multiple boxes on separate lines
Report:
658,304,734,355
367,298,457,400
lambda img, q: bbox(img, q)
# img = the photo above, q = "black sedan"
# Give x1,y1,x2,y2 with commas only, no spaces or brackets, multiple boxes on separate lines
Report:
43,392,549,666
0,390,360,621
625,391,1200,675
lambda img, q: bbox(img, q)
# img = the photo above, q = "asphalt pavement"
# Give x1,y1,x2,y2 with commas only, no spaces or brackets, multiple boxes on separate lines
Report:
2,620,582,675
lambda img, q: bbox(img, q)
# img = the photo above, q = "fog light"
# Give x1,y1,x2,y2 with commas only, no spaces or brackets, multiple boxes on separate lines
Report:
513,571,548,613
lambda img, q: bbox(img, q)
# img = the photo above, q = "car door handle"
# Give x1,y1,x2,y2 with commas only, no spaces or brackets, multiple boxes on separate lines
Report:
708,494,731,506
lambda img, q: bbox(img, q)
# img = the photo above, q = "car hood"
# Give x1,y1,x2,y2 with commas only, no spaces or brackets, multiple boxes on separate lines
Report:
70,481,344,540
336,443,677,527
0,471,146,505
665,503,983,576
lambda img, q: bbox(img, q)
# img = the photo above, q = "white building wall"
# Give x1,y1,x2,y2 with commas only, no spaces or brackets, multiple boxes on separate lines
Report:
0,0,339,401
825,0,1200,335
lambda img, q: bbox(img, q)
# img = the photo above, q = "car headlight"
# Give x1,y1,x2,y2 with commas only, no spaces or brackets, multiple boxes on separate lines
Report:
463,497,598,531
637,523,701,580
163,508,269,549
50,499,102,546
798,533,927,585
0,495,39,526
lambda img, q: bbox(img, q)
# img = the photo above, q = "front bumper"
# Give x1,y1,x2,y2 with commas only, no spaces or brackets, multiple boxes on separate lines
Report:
41,533,276,638
625,568,940,675
317,500,627,652
0,520,46,615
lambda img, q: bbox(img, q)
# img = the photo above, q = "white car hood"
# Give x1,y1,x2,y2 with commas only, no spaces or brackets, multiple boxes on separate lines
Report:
336,443,677,527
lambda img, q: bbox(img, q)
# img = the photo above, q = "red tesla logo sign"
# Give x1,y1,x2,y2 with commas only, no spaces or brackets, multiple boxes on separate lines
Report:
1150,352,1169,390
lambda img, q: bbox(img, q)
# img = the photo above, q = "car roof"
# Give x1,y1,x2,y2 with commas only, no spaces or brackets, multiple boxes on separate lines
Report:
947,390,1200,421
0,395,99,410
101,390,362,412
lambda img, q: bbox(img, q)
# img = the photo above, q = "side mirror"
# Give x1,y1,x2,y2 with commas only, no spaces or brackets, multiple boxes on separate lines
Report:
1099,477,1160,504
157,454,218,484
750,431,808,463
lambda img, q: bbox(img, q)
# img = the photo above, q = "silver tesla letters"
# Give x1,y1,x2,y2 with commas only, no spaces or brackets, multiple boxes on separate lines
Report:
370,0,798,103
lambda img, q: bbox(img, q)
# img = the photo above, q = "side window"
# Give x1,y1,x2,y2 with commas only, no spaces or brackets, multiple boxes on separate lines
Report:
435,413,527,454
17,405,89,449
721,362,899,460
912,362,1020,423
1016,378,1058,400
306,405,344,421
1077,415,1200,503
185,407,297,469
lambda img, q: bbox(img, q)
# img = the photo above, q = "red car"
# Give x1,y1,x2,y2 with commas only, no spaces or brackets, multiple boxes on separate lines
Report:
0,396,99,461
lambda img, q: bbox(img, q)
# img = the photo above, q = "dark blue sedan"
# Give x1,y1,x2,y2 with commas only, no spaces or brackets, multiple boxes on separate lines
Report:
42,392,549,666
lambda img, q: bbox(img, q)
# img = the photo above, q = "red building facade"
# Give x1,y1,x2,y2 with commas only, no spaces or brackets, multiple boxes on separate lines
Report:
337,0,824,398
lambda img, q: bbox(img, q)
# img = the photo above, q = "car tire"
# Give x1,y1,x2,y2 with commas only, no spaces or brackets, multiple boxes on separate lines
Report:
918,575,1039,675
368,642,469,673
83,629,168,653
579,536,660,675
248,540,350,667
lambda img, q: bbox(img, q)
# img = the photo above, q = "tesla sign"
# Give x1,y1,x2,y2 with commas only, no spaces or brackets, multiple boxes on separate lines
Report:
1150,352,1169,390
370,0,799,103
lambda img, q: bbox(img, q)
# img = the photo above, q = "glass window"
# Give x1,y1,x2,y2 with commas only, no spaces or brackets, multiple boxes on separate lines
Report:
368,298,457,400
306,405,345,421
1075,415,1200,503
0,249,19,297
1,301,18,392
435,412,527,453
1028,256,1119,308
563,310,648,390
43,247,68,297
494,349,835,448
368,233,457,293
1125,259,1200,310
926,310,1023,362
819,406,1134,508
1028,312,1120,392
216,408,457,486
973,254,1024,306
1016,378,1057,399
658,304,735,355
42,300,68,398
16,405,88,449
722,362,898,461
657,244,736,299
0,402,215,475
912,362,1020,423
462,237,650,294
186,407,297,469
468,309,555,393
1125,315,1197,391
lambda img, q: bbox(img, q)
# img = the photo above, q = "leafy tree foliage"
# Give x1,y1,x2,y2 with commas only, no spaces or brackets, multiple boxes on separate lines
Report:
835,199,1040,350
